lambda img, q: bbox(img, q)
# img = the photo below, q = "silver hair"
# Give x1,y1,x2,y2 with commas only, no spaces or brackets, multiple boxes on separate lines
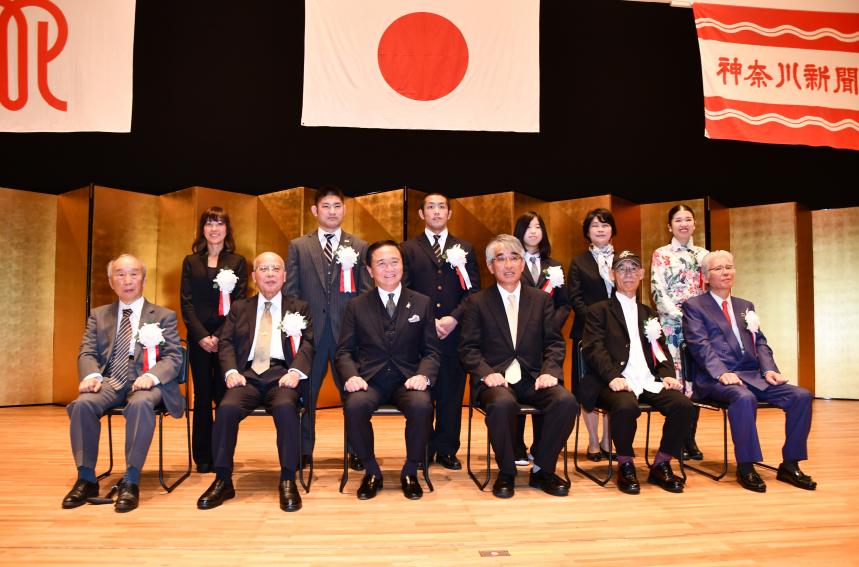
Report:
253,251,285,270
107,254,147,279
702,250,733,273
485,234,525,264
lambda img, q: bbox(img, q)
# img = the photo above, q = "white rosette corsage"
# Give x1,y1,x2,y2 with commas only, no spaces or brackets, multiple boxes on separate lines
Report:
744,309,760,351
643,317,668,364
278,311,308,356
335,246,359,293
443,244,473,290
541,265,565,295
213,268,239,315
136,323,165,371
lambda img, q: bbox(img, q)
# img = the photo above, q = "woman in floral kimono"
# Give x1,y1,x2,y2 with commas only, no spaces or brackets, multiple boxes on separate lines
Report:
511,211,572,465
650,204,708,460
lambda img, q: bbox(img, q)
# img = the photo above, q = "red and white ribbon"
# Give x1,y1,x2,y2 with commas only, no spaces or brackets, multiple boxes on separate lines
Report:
541,279,555,296
288,334,301,357
340,267,356,293
454,266,473,290
218,290,231,316
142,346,159,372
650,340,668,366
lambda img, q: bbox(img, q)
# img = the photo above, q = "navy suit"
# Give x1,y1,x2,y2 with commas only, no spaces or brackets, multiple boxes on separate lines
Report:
402,233,480,458
682,294,812,463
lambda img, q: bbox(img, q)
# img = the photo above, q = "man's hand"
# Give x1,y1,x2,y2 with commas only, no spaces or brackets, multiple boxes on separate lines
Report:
226,371,247,389
198,336,219,353
435,316,458,340
483,372,508,388
345,376,369,393
79,377,102,393
719,372,742,385
278,371,300,389
535,374,559,390
609,377,631,392
765,371,788,385
131,375,156,392
405,375,429,391
662,376,683,391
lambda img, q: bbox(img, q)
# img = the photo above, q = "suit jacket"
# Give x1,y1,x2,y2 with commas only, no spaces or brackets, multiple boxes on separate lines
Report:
335,287,441,385
568,251,614,341
77,300,185,417
218,292,315,379
522,256,572,333
459,285,566,399
402,233,481,351
285,230,371,342
180,250,248,343
580,296,675,411
681,294,778,392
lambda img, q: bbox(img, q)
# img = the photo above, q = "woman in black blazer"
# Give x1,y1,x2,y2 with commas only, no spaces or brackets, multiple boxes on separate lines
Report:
568,208,616,462
181,206,248,473
511,211,572,465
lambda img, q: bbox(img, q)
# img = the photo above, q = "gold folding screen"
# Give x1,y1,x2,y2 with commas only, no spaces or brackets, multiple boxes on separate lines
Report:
2,185,855,406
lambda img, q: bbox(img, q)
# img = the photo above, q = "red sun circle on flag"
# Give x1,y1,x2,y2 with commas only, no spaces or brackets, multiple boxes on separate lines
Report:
377,12,469,101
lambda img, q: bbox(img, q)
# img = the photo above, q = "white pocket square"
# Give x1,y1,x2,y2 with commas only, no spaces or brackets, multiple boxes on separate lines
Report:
408,314,421,323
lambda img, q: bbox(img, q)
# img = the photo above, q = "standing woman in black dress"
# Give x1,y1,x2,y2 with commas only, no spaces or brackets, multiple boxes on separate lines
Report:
512,211,572,464
181,207,248,473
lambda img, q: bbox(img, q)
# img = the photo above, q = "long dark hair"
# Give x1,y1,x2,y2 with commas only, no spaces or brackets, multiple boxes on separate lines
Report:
192,206,236,253
513,211,551,258
667,204,695,225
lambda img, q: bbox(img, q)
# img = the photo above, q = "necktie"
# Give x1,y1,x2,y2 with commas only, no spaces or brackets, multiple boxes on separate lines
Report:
323,233,335,264
529,256,540,282
107,309,134,391
251,301,273,375
505,294,521,384
386,293,396,319
432,234,442,261
721,300,733,325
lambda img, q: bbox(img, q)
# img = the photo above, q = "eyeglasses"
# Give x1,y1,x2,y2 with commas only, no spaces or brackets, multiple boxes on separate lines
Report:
708,264,734,273
256,265,283,273
614,266,641,275
492,254,523,264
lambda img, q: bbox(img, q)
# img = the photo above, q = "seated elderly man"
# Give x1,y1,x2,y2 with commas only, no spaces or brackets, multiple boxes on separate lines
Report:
63,254,184,513
459,234,578,499
682,250,815,493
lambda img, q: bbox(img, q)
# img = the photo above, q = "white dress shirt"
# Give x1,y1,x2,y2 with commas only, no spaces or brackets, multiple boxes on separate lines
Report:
616,293,663,398
710,291,744,350
318,227,343,252
425,227,448,252
377,283,403,307
85,296,158,384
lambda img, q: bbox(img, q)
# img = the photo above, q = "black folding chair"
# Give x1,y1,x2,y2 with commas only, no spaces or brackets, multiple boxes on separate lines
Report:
338,404,433,493
247,404,311,492
98,342,191,492
466,397,570,491
680,342,778,481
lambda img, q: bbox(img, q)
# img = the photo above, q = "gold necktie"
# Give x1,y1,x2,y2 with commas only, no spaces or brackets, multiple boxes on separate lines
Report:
251,301,273,375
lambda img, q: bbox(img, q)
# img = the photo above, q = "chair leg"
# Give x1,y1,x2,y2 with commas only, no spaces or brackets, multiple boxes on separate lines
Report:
573,409,613,486
338,418,349,493
422,443,434,492
466,405,490,490
683,407,729,480
158,410,192,493
97,414,115,481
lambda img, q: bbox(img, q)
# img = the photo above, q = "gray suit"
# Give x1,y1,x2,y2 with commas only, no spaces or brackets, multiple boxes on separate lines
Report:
285,230,372,452
68,300,183,471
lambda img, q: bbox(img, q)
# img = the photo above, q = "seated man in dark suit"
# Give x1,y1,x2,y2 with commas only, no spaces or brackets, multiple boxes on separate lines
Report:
197,251,315,512
582,250,692,495
460,234,578,498
63,254,183,513
682,250,815,492
335,240,441,500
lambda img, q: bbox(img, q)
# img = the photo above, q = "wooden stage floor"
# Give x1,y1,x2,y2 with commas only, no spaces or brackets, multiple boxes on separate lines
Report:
1,400,857,565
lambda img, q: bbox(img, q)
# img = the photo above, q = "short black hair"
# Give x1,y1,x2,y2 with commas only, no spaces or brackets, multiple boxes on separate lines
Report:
513,211,551,258
582,208,617,241
315,185,345,205
420,192,451,211
367,240,403,264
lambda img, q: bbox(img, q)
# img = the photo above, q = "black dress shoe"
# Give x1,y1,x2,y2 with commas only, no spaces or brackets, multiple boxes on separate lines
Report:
62,479,99,509
300,454,313,470
349,453,365,472
617,462,640,495
601,448,618,460
776,464,817,490
492,473,515,499
528,469,570,496
114,480,139,513
436,453,462,470
682,442,704,461
737,469,767,493
400,474,423,500
647,461,684,493
357,474,383,500
279,480,302,512
197,478,236,509
586,450,602,462
196,462,213,474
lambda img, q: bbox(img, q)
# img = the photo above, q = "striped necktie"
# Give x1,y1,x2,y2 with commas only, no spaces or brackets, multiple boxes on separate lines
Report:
432,234,442,261
323,233,335,264
107,309,134,391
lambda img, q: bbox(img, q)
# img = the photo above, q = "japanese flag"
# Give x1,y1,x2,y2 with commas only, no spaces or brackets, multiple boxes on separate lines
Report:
301,0,540,132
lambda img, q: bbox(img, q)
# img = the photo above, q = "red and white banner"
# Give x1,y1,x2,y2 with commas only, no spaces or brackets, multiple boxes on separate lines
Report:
0,0,135,132
694,0,859,151
301,0,539,132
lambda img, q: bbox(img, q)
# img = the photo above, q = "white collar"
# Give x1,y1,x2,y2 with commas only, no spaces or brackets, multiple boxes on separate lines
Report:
119,296,145,314
318,227,343,244
425,228,448,244
670,236,695,252
258,292,283,311
377,284,403,306
497,282,522,303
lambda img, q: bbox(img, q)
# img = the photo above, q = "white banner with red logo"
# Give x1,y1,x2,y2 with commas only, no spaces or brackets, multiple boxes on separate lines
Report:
694,0,859,151
0,0,135,132
302,0,539,132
